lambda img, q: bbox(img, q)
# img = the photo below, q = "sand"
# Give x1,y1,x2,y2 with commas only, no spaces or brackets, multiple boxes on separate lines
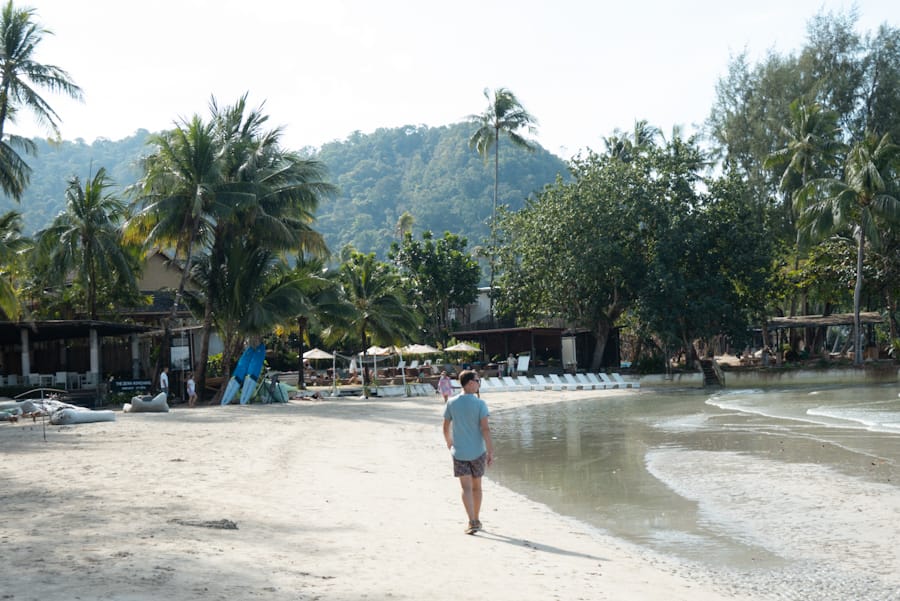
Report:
1,389,762,601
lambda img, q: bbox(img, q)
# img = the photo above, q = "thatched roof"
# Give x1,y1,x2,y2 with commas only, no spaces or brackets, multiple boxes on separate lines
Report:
766,312,882,330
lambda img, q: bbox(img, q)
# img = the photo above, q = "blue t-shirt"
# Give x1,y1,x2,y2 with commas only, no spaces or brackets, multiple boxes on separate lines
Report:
443,392,490,461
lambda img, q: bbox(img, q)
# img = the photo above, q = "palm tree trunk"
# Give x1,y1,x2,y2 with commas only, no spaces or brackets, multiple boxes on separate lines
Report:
853,225,865,365
297,316,307,390
195,301,214,401
489,128,499,322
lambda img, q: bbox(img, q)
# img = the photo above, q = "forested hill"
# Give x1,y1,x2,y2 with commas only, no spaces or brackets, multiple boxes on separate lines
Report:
4,122,569,258
314,122,568,255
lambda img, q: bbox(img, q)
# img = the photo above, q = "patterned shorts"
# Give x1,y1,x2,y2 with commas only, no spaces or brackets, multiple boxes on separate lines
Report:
453,453,487,478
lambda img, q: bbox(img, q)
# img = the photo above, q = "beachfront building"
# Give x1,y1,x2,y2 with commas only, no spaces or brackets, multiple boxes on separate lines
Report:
0,250,222,399
450,287,621,374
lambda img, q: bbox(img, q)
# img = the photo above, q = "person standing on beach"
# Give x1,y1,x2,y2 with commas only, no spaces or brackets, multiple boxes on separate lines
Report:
186,372,197,407
438,370,452,402
160,366,169,398
442,369,493,534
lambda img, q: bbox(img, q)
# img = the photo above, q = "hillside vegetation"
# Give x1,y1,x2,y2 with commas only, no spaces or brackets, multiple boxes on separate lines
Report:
3,122,569,259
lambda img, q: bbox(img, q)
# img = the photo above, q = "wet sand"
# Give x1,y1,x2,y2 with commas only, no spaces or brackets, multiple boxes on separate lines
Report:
0,388,763,601
488,387,900,600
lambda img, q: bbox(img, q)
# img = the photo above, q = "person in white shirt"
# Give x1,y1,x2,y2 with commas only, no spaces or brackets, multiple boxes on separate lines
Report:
160,366,169,398
186,372,197,407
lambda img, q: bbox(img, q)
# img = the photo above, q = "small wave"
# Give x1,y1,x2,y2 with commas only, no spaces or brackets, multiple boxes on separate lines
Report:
653,413,710,432
807,406,900,434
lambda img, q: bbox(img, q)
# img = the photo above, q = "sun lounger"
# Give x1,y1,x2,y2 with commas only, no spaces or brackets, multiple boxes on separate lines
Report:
574,373,599,390
548,373,578,390
585,373,611,389
515,375,536,391
612,373,640,388
598,372,618,388
533,374,559,391
502,376,526,391
482,377,505,392
562,373,586,389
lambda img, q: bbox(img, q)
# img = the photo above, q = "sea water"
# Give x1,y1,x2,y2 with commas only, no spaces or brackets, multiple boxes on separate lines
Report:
489,385,900,599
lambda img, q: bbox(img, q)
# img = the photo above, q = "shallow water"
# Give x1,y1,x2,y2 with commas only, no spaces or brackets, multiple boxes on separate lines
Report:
489,385,900,600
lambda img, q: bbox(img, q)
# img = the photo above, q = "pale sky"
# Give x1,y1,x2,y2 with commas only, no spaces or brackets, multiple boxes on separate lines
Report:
13,0,898,159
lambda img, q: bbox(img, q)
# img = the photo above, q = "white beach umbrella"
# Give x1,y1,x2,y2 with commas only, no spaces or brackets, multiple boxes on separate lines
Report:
302,348,334,360
444,342,480,353
401,343,441,355
302,348,334,375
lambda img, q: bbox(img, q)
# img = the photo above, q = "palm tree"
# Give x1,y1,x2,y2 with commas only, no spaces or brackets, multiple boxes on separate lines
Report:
0,209,29,318
765,100,844,351
192,95,334,395
131,94,335,398
289,256,354,389
468,87,537,319
0,1,81,199
765,99,843,228
798,132,900,364
0,134,32,200
603,119,661,162
327,251,418,351
0,1,82,137
129,114,225,321
34,168,138,319
190,240,314,402
394,211,415,240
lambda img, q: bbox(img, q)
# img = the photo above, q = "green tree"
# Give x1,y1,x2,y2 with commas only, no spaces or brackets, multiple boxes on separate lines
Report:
765,99,844,228
190,240,314,400
764,99,844,348
498,151,647,371
326,251,418,351
0,1,81,200
33,168,138,319
130,115,224,322
469,88,538,316
194,95,333,395
130,94,335,397
798,132,900,364
637,158,774,361
289,256,354,389
389,230,480,343
602,119,661,163
0,209,28,318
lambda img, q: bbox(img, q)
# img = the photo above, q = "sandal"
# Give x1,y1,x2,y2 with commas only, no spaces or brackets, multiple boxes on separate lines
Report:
465,521,477,535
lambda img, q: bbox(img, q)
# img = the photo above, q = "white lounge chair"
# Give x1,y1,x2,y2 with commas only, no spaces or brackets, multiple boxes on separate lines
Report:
548,373,578,390
515,375,536,391
482,377,505,392
575,373,599,390
585,373,611,389
612,373,640,388
533,374,559,391
562,373,585,389
502,376,526,391
598,373,618,388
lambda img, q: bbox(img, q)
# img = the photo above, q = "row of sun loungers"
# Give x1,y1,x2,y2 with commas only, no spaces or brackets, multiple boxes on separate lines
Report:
451,372,639,392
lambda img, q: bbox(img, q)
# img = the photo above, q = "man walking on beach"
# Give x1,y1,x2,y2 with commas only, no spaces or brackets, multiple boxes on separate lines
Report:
442,370,493,534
